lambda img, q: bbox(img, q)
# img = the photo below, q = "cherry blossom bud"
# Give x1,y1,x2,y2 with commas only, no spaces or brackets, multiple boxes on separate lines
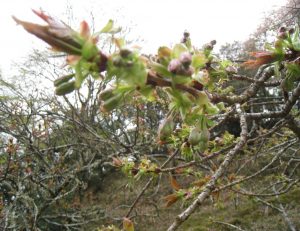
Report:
168,59,182,74
188,127,202,146
179,52,192,67
158,116,175,141
55,81,76,95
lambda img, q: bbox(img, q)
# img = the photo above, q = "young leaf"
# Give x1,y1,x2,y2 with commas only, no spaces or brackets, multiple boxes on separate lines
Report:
188,127,201,146
164,193,179,207
82,41,98,60
172,44,188,58
158,46,172,59
170,176,181,191
100,93,124,112
123,218,134,231
54,73,75,87
150,62,172,77
139,85,156,101
100,19,113,33
192,53,207,69
292,25,300,51
112,157,123,167
55,81,76,95
74,61,86,88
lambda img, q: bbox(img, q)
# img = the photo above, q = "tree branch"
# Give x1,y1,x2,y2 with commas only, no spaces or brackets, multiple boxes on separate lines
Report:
167,104,248,231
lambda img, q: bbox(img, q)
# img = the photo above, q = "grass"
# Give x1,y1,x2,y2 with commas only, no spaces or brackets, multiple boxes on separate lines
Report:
82,170,300,231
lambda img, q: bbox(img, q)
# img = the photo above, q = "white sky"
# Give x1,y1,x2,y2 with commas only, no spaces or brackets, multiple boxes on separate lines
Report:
0,0,286,77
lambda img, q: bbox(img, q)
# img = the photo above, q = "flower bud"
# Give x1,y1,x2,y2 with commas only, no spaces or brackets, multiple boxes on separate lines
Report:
97,51,108,72
100,93,123,112
168,59,182,74
203,44,213,50
181,142,192,160
158,116,175,141
198,141,209,152
54,74,74,87
277,31,287,39
55,81,76,95
181,38,187,43
183,31,190,38
210,40,217,46
82,40,98,60
191,80,203,91
112,56,123,67
177,66,194,76
179,52,192,67
288,28,295,35
278,26,286,33
99,88,115,101
188,127,202,146
185,67,195,76
199,128,210,143
120,49,132,58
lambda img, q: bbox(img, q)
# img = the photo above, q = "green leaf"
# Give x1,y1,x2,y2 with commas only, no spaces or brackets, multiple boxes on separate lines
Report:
99,88,115,101
100,19,113,33
172,44,188,58
172,74,192,84
139,85,155,101
158,46,172,59
0,156,7,164
128,62,147,87
95,19,121,35
292,25,300,51
286,63,300,78
150,62,172,77
82,41,98,60
192,53,207,69
114,85,135,94
204,102,219,115
223,131,234,145
101,92,124,112
74,61,86,88
264,42,276,52
167,89,192,120
196,91,210,106
274,61,281,78
206,118,216,127
281,78,294,91
283,62,300,91
216,102,225,111
110,53,147,87
181,142,193,160
185,38,192,51
219,60,233,69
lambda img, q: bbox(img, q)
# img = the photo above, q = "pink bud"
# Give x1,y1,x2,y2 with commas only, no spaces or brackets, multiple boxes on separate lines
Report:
168,59,182,74
179,52,192,67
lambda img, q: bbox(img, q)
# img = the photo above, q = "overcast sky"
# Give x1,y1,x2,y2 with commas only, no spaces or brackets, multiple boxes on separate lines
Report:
0,0,286,77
